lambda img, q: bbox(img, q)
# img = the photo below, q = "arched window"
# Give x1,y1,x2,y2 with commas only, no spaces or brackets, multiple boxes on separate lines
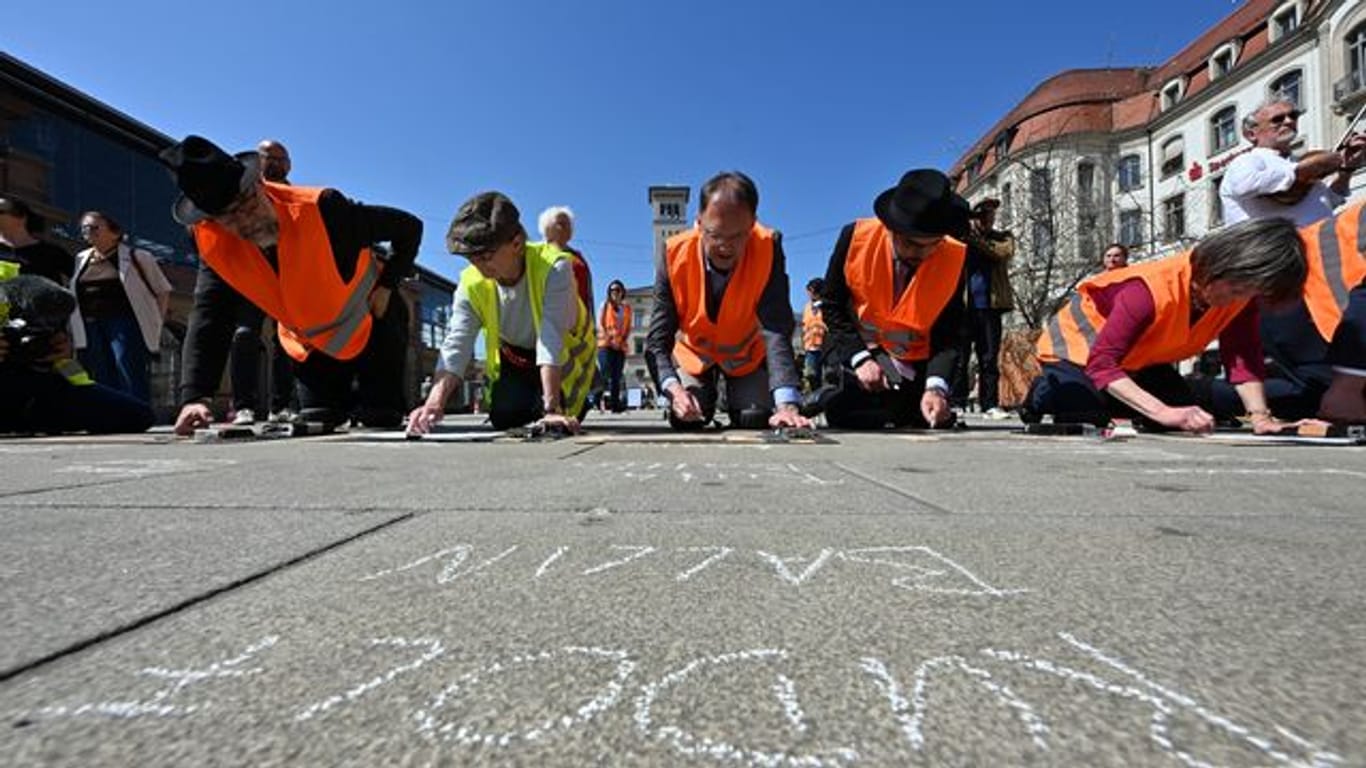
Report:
1349,23,1366,89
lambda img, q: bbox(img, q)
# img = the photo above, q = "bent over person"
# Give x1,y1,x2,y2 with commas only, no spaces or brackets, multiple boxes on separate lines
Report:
645,171,809,431
407,192,595,435
163,135,422,435
1024,217,1307,434
809,169,968,430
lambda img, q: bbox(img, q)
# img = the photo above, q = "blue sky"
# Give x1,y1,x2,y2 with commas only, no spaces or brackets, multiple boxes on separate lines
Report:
4,0,1237,308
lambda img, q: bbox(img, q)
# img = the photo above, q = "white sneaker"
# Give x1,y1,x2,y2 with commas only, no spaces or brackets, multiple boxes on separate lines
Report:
231,408,256,426
984,407,1011,420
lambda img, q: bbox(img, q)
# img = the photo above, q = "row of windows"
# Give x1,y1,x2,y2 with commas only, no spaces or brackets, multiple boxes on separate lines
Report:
1115,181,1236,249
1160,3,1301,112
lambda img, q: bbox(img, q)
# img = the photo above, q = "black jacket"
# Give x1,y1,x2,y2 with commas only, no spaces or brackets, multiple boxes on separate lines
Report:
819,222,965,383
645,230,799,392
179,189,422,404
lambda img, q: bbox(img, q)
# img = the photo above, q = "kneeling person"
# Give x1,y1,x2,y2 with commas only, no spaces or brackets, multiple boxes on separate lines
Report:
408,192,594,434
1026,217,1306,434
812,169,969,429
164,135,422,435
646,171,809,430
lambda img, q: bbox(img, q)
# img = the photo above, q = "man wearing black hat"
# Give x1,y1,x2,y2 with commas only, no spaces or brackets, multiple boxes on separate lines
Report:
809,169,969,429
954,197,1015,418
161,135,422,435
406,191,595,435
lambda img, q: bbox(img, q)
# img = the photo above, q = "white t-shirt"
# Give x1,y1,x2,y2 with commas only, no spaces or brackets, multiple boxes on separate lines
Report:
1219,147,1344,227
437,258,576,376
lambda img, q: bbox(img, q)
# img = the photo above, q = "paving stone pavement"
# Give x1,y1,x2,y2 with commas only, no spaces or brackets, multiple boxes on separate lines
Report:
0,412,1362,767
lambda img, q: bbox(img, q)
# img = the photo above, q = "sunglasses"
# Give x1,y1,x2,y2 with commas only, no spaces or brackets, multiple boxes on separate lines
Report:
1266,111,1301,125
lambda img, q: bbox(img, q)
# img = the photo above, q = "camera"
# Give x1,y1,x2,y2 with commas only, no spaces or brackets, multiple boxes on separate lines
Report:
1,319,57,366
0,274,75,369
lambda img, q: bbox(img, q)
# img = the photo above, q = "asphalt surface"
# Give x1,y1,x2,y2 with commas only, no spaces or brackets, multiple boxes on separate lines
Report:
0,411,1363,767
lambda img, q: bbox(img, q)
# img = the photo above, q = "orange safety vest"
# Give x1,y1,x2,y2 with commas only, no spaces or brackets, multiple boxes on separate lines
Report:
667,223,775,377
598,300,633,350
843,218,966,362
193,184,379,363
801,301,826,351
1036,251,1247,370
1299,199,1366,342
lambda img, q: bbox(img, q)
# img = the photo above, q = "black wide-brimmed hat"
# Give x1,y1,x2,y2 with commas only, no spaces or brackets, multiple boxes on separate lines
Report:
873,169,971,237
159,135,261,225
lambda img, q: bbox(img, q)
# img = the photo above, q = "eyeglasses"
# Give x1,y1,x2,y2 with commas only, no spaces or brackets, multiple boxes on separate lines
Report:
80,223,103,232
1265,111,1300,126
464,249,497,265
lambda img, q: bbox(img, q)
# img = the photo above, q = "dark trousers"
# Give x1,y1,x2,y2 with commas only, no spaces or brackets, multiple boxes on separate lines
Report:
952,307,1003,410
1213,298,1337,420
668,364,774,430
294,297,408,428
1,366,154,434
486,343,588,429
597,347,626,411
229,303,296,413
823,364,931,430
1209,365,1331,421
79,313,150,405
1025,360,1231,429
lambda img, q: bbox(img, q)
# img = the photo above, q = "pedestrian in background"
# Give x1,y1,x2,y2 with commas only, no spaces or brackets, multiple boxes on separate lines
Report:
72,210,172,404
597,279,632,412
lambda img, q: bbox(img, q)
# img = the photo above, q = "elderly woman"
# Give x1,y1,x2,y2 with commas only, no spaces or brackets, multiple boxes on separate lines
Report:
538,205,595,319
72,211,172,404
1024,217,1307,434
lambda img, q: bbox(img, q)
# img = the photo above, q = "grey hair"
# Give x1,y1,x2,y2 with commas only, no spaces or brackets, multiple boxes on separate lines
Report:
1190,217,1306,304
537,206,575,238
1241,98,1296,133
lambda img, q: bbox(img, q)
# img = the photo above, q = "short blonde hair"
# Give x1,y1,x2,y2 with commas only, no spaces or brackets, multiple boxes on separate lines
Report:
537,205,575,239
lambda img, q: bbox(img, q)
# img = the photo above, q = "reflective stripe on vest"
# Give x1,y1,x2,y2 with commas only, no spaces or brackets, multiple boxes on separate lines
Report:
1301,199,1366,342
192,183,377,362
1035,251,1246,369
598,302,632,350
843,218,965,362
666,224,775,377
297,258,380,357
54,358,94,387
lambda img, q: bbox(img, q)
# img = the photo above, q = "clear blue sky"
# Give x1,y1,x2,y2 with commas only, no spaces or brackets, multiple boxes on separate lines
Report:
4,0,1237,308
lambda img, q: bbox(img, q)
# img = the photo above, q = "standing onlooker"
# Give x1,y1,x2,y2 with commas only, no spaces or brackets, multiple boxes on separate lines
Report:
0,195,73,284
800,277,826,392
72,211,172,404
1101,243,1129,271
1219,98,1366,228
955,198,1015,418
538,206,595,321
227,139,299,425
1216,101,1366,422
597,279,632,412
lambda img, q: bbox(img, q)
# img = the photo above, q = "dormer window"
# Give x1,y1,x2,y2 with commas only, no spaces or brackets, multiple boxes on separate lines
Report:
1268,1,1303,43
1209,41,1241,81
1160,78,1186,111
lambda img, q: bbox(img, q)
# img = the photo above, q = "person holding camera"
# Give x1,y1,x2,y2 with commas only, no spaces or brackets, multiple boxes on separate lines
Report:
807,169,968,430
1,264,154,435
